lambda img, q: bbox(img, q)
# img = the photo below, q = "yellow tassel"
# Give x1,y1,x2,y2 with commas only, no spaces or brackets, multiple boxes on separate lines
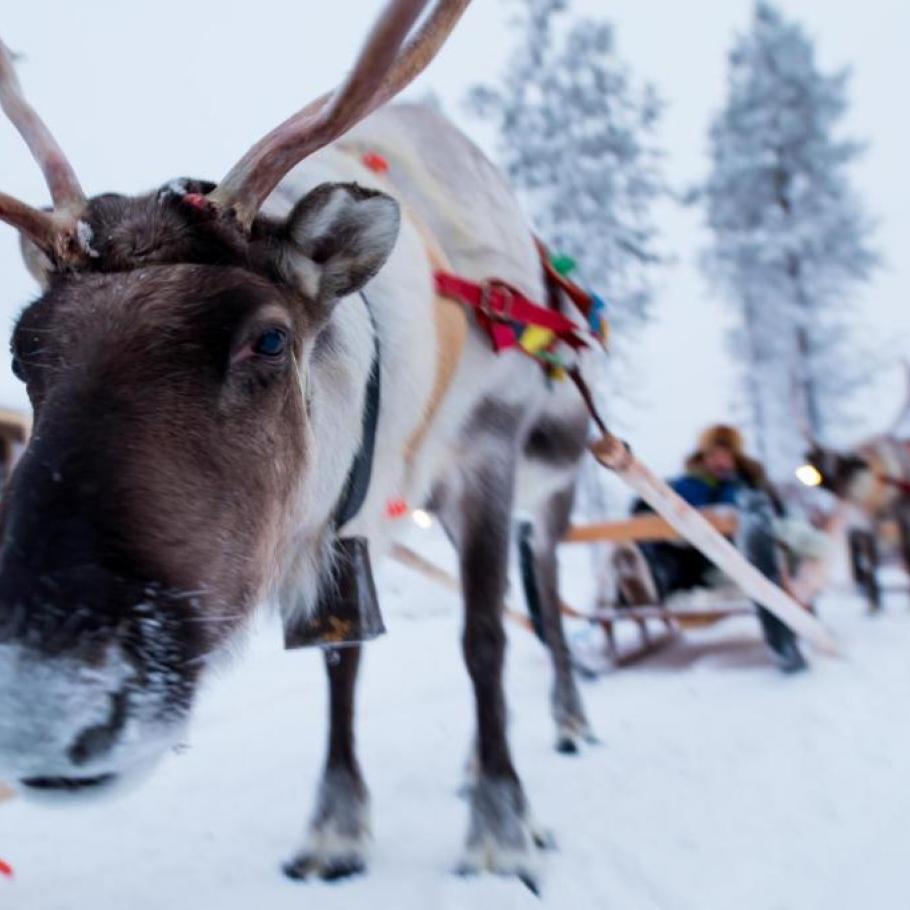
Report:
519,325,555,354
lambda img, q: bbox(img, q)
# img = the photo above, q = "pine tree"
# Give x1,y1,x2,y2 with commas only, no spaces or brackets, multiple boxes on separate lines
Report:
467,0,665,523
468,0,664,347
699,1,878,474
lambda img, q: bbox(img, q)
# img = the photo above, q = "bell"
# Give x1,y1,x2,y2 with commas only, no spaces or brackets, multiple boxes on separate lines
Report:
283,536,386,650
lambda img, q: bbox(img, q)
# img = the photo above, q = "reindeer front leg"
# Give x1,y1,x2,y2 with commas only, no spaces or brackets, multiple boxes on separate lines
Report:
284,646,370,881
436,442,549,893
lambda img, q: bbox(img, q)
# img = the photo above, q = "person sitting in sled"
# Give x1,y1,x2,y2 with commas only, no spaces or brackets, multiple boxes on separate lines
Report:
612,423,808,673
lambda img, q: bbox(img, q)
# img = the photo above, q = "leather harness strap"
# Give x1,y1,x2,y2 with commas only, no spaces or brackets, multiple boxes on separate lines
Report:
332,293,381,529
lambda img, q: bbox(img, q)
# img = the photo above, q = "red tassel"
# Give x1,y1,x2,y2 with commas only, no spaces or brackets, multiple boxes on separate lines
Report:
361,152,390,175
386,497,409,518
0,858,13,878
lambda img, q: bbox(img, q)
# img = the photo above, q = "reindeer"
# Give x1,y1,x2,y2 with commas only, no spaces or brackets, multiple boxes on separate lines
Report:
806,368,910,584
0,1,595,889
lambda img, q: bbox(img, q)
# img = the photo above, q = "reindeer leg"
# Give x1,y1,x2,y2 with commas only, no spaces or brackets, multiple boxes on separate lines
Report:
518,485,594,754
284,646,370,881
435,452,545,893
737,491,807,673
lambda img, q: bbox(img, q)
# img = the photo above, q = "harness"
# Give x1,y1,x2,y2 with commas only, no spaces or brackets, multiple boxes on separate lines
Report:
432,244,607,380
878,472,910,497
287,149,613,652
432,243,613,437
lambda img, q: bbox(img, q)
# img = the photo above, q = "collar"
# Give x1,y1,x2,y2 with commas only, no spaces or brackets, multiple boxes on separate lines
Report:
332,292,381,529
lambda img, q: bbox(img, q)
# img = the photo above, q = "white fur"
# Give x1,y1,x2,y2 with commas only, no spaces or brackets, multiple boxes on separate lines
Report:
0,643,181,782
265,104,589,623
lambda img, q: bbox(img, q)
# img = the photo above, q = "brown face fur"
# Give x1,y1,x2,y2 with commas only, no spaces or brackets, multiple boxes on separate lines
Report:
0,179,400,790
7,185,311,644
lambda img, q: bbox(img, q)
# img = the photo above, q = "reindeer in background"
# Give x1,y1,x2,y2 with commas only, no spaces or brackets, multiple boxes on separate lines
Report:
806,367,910,599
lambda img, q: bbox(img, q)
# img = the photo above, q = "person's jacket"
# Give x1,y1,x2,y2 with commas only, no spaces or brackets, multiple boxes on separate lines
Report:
632,451,784,516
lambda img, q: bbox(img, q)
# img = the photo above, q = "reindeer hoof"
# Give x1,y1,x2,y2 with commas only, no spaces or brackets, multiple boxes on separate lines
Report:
531,826,557,851
556,736,579,754
554,719,598,755
456,776,547,894
283,849,367,882
455,854,542,896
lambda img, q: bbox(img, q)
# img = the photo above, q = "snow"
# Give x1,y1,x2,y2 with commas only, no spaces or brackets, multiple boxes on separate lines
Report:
3,527,909,910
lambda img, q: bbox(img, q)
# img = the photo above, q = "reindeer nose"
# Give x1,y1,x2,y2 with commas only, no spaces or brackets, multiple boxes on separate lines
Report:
67,689,130,766
0,640,133,781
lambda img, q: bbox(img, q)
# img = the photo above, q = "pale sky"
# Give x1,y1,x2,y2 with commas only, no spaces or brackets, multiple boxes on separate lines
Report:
2,0,908,476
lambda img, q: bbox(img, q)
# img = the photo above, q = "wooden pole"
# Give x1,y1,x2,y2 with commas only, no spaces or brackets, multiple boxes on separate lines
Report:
565,510,738,544
589,434,839,655
390,543,535,632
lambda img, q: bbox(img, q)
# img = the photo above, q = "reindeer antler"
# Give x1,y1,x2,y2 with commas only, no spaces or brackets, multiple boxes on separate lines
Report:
0,39,89,264
0,40,85,212
0,3,469,256
209,0,471,229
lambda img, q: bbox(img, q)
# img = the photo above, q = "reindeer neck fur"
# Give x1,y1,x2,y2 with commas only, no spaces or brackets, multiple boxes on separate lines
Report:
268,110,589,622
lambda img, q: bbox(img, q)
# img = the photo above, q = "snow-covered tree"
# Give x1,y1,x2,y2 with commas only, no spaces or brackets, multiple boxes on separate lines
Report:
467,0,665,523
468,0,664,347
699,2,879,475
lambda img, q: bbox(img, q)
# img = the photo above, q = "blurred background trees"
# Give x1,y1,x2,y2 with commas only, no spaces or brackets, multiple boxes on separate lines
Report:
697,2,879,475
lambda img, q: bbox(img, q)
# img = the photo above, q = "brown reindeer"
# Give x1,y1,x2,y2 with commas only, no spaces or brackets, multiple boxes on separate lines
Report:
806,368,910,578
0,2,594,889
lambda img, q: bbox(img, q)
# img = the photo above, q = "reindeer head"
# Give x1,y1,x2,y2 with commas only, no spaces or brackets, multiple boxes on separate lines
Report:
805,444,871,498
0,1,468,798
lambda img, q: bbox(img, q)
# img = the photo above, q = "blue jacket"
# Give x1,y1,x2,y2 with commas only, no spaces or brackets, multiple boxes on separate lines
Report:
668,471,743,509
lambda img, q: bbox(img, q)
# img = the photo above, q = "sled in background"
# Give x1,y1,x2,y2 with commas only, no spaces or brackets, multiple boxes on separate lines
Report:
562,510,756,667
563,500,845,669
393,504,833,670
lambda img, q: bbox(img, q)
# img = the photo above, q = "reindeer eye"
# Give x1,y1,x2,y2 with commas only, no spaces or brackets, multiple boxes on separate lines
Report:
253,328,287,357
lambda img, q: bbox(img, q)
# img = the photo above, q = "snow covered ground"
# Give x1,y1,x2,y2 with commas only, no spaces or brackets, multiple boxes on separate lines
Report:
3,527,909,910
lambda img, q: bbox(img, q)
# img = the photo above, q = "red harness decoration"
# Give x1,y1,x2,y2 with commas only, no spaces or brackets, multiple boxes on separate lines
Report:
433,272,590,355
879,473,910,496
433,244,614,432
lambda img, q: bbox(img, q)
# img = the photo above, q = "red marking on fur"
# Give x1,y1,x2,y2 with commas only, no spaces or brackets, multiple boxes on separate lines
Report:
182,193,211,212
0,859,13,878
361,152,390,175
386,497,408,518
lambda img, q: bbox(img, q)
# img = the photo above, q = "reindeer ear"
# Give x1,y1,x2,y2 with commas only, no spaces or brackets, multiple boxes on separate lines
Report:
18,233,54,290
282,183,400,301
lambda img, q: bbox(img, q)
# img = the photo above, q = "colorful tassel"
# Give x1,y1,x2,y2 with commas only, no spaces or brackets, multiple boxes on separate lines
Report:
550,253,577,276
519,324,556,355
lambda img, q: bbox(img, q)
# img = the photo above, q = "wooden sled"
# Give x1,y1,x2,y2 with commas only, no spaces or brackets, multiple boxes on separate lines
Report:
560,595,755,668
562,507,835,668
